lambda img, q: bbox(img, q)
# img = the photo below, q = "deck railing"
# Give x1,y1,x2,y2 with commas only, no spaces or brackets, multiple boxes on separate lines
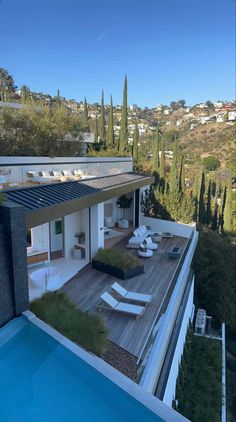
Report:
136,230,194,379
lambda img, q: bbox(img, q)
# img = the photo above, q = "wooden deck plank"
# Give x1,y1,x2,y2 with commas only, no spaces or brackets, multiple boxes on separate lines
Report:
62,234,188,358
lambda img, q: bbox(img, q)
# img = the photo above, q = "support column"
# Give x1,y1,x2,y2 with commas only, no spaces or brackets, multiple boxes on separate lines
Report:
90,203,104,258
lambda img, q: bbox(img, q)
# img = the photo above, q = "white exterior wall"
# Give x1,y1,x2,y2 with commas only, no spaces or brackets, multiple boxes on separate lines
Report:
64,211,81,259
140,216,196,239
90,203,104,258
162,278,195,406
28,223,50,260
140,230,198,394
63,209,89,262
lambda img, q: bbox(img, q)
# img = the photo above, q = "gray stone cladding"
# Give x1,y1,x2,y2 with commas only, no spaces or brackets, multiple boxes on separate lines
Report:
0,202,29,327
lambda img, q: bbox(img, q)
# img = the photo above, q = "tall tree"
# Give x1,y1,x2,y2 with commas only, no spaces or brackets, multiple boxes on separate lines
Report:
193,171,199,221
94,114,99,143
170,137,179,193
205,180,212,225
223,181,233,233
99,90,106,144
119,75,128,153
82,97,89,131
160,139,165,179
0,68,17,100
179,155,186,193
132,124,139,161
56,89,61,106
107,95,114,148
152,126,160,173
198,171,206,224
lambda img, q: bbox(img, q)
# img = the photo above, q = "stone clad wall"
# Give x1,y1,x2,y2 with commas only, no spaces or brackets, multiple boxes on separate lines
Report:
0,202,29,327
0,224,15,325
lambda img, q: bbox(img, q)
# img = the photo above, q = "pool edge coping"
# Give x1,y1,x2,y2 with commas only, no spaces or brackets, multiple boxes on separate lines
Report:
23,310,189,422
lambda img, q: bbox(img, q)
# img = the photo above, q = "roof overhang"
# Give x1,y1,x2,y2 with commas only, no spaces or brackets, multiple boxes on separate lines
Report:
26,176,153,228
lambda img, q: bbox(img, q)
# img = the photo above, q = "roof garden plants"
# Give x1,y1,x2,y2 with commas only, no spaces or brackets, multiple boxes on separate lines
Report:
92,248,144,280
30,291,107,356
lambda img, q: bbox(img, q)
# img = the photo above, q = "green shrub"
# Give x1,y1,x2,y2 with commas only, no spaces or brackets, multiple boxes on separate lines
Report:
202,155,220,171
94,248,141,270
30,291,107,356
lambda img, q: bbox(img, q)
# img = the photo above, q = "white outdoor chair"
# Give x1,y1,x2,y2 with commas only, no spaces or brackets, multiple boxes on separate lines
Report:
111,282,152,304
144,236,158,250
138,243,153,258
99,292,145,318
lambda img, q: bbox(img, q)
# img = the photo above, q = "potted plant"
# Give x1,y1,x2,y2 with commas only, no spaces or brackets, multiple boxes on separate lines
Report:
116,195,132,219
74,232,85,244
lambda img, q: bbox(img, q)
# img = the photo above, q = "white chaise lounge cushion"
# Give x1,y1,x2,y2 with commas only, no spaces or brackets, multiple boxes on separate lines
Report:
41,170,51,177
111,282,152,303
62,170,73,176
138,247,153,258
100,292,144,316
144,236,158,250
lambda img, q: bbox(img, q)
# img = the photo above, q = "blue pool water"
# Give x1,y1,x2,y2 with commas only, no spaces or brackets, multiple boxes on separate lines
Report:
0,317,163,422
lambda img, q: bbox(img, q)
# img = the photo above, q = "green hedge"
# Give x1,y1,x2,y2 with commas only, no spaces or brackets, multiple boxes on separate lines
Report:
175,330,222,422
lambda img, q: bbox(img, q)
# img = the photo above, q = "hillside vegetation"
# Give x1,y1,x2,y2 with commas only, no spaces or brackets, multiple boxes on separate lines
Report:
178,123,235,163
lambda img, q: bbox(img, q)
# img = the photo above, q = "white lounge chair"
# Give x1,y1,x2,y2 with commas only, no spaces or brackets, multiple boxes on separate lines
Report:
111,282,152,304
144,236,158,250
100,292,145,318
62,170,79,180
138,243,153,258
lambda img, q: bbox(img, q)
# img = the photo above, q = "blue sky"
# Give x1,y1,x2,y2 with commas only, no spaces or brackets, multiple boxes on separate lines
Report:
0,0,235,107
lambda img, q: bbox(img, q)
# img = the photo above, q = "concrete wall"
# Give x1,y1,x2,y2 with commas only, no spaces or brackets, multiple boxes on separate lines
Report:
162,278,195,406
0,156,133,185
0,202,29,327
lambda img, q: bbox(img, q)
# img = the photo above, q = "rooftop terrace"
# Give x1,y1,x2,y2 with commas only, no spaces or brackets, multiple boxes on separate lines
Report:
62,233,188,359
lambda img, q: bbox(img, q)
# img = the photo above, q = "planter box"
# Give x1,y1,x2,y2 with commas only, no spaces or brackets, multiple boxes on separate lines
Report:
92,259,144,280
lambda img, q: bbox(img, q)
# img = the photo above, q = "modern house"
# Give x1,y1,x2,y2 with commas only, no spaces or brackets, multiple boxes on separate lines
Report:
0,155,198,421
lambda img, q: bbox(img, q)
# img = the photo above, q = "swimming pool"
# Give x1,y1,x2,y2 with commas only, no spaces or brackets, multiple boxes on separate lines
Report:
0,315,171,422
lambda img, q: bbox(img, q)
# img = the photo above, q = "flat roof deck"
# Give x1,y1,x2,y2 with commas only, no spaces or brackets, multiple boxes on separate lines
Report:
62,234,188,358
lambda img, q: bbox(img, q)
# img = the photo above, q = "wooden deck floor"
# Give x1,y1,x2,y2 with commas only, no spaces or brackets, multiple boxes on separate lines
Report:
62,234,188,358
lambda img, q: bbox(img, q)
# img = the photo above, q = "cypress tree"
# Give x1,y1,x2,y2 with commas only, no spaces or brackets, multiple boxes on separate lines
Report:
133,124,139,161
100,90,106,144
211,205,218,230
119,75,128,153
160,139,165,179
94,114,98,143
223,181,233,233
170,137,178,193
198,171,206,224
152,126,160,173
205,180,212,225
193,171,199,221
82,97,89,131
179,155,186,193
56,88,61,106
107,95,114,148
